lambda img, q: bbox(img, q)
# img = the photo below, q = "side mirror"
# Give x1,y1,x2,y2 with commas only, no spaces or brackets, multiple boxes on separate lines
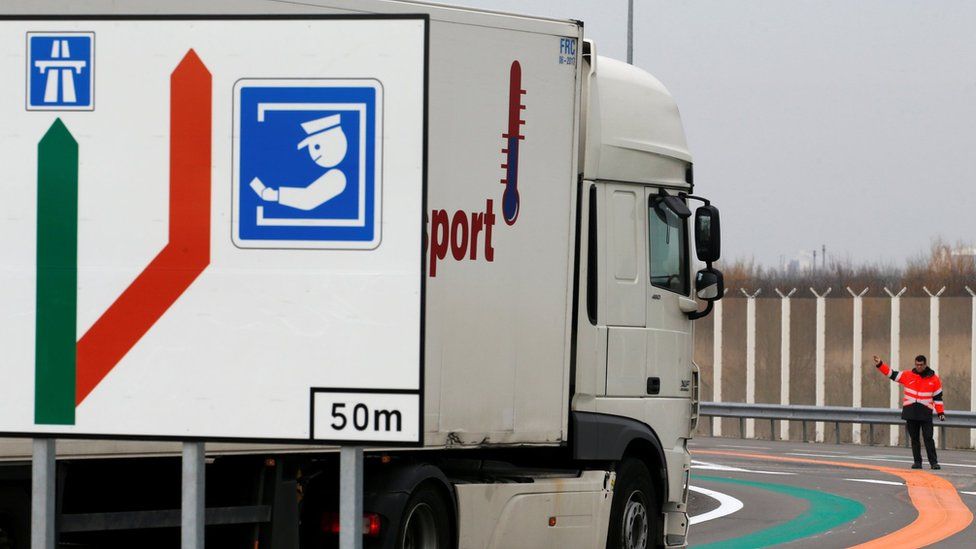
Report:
687,268,724,320
694,205,721,263
695,268,724,301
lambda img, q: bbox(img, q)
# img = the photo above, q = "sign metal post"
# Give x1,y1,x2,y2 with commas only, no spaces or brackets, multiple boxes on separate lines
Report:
340,447,365,549
182,442,205,549
31,438,56,549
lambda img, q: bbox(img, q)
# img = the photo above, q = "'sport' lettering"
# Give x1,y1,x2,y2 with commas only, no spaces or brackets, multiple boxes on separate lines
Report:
428,199,495,277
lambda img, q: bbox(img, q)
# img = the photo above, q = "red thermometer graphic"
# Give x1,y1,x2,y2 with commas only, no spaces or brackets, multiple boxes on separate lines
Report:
500,61,525,226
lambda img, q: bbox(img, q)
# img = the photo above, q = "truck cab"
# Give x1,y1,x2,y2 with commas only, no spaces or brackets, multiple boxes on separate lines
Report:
571,47,723,548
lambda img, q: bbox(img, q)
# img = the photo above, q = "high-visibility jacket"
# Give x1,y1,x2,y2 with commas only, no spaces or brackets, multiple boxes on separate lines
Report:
877,361,944,420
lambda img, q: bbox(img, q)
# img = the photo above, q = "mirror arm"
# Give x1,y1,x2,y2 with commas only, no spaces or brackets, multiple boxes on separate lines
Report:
686,300,714,320
680,193,710,206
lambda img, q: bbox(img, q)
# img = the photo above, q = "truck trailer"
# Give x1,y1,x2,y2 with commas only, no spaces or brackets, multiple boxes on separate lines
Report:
0,1,724,548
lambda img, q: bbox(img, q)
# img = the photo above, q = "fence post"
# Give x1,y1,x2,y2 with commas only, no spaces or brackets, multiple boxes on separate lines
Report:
741,288,761,439
775,288,796,441
924,286,945,447
712,294,724,437
967,287,976,450
810,287,832,442
848,287,869,444
884,287,907,446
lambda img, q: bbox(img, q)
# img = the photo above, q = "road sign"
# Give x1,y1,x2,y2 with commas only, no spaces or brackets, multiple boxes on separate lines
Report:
27,32,94,110
0,15,427,445
234,80,382,249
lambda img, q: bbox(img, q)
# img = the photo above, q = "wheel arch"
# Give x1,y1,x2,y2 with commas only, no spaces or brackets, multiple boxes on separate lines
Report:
621,438,667,506
364,460,457,547
571,411,669,503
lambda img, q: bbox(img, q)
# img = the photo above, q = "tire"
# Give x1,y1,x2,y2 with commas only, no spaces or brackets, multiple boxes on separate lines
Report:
607,459,662,549
396,484,453,549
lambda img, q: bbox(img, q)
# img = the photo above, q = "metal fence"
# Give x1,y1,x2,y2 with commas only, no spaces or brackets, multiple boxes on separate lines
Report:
697,286,976,449
699,401,976,449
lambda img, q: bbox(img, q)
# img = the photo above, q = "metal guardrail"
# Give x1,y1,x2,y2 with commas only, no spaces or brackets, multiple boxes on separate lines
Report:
698,402,976,448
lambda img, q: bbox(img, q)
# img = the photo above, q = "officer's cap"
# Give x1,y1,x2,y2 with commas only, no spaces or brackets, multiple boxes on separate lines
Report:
297,114,342,150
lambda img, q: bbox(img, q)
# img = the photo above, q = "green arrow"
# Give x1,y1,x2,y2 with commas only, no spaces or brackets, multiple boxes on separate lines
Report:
35,118,78,425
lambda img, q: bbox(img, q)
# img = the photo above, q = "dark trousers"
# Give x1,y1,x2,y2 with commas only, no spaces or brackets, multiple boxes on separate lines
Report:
906,419,938,465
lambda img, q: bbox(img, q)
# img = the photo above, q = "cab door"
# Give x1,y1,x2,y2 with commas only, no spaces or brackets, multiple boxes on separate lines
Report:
603,183,648,397
644,188,695,398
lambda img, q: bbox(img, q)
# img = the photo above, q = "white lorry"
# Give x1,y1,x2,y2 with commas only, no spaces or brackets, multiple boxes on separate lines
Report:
0,1,724,548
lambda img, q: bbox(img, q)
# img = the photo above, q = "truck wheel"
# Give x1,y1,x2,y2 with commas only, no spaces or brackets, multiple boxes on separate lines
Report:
607,459,662,549
396,484,453,549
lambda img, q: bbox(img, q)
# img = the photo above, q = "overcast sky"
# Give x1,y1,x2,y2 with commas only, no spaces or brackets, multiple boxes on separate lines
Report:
442,0,976,268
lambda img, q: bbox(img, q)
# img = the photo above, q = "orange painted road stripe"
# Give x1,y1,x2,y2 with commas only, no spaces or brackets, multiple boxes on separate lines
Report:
75,50,212,404
695,450,973,547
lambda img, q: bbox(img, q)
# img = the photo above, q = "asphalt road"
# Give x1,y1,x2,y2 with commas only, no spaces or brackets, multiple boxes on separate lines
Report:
687,436,976,548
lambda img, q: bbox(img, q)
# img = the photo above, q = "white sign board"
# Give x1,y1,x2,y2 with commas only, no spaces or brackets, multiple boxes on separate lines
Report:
0,15,427,445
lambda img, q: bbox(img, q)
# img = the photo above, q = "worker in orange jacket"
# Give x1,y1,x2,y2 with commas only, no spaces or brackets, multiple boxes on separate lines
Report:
873,354,945,469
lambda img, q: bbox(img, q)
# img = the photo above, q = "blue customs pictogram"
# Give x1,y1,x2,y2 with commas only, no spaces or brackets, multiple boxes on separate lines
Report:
233,80,382,249
27,32,95,111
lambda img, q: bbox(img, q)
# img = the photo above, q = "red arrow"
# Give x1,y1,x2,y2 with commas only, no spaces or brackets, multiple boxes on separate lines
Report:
75,50,212,405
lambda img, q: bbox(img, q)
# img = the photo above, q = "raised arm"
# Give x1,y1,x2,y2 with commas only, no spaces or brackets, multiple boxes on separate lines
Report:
873,355,904,384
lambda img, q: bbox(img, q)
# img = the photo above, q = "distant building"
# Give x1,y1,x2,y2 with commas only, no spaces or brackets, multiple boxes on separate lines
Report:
782,250,815,273
935,245,976,263
951,246,976,264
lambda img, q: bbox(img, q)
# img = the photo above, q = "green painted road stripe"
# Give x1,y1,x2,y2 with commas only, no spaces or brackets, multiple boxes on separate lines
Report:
35,119,78,425
693,475,865,548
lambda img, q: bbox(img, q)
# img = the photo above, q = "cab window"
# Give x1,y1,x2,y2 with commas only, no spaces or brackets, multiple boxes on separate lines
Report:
648,198,689,295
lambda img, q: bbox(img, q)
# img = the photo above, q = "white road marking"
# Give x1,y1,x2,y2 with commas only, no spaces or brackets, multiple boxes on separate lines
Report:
856,455,976,469
788,452,976,469
714,444,771,450
845,478,904,486
961,491,976,496
691,460,795,476
688,485,744,525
